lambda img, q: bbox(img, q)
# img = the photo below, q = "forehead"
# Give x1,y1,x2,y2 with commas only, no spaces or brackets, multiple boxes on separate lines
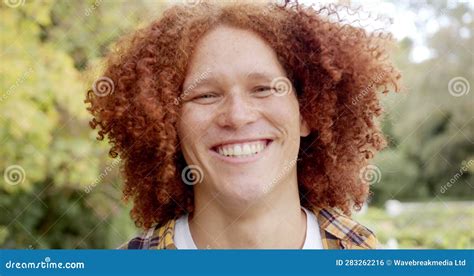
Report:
184,25,286,85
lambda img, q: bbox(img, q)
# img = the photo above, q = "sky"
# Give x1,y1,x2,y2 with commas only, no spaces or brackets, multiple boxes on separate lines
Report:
299,0,472,63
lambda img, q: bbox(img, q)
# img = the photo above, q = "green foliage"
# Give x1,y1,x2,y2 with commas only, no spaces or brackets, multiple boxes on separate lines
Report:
356,203,474,249
371,2,473,205
0,0,165,249
371,149,422,205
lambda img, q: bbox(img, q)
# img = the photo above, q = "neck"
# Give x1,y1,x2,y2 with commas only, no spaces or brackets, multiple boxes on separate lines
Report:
189,175,306,249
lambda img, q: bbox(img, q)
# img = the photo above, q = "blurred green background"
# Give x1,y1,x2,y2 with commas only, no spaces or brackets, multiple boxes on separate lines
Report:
0,0,472,249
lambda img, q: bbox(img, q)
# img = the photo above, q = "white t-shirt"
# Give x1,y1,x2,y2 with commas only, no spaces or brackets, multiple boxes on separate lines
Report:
174,206,323,249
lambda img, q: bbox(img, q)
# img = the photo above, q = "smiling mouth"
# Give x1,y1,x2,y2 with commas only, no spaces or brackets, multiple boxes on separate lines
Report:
211,139,273,158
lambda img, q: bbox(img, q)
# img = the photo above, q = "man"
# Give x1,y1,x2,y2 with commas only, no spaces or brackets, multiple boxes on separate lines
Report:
86,0,400,249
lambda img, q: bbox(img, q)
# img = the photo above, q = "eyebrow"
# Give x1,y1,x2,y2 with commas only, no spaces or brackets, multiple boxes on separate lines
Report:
245,72,276,81
182,76,218,94
182,71,277,93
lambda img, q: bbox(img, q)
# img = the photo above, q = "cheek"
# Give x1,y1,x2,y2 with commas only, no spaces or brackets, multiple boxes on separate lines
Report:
177,105,211,146
178,107,202,163
263,96,302,133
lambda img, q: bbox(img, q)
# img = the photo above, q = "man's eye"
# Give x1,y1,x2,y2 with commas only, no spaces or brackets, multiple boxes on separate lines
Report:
253,86,274,97
192,93,220,104
195,93,217,99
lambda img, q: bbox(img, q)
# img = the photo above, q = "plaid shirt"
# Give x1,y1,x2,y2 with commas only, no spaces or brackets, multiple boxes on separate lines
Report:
119,206,377,249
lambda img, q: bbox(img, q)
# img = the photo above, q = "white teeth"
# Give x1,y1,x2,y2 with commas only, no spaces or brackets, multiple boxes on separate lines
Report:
250,144,256,153
242,144,251,155
215,140,268,158
234,145,242,155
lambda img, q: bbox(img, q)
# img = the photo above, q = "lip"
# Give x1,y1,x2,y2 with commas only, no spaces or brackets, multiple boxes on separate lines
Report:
209,139,273,164
210,138,273,149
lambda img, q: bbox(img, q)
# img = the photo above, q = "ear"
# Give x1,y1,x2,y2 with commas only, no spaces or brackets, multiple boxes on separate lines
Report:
300,115,310,137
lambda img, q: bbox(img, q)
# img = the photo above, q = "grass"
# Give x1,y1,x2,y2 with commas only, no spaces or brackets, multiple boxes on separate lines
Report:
354,201,474,249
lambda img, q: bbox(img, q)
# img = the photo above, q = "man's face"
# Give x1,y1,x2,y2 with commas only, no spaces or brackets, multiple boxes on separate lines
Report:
177,25,309,205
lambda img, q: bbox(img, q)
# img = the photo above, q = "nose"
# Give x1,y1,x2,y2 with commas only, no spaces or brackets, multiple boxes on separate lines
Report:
216,89,258,129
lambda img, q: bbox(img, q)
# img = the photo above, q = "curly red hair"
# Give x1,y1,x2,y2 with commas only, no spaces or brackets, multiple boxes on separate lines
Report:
85,1,400,229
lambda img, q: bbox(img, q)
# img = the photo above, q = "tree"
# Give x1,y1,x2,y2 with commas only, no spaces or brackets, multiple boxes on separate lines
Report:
0,0,164,249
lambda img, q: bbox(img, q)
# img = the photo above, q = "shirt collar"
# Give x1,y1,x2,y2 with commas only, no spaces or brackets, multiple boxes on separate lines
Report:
146,206,377,250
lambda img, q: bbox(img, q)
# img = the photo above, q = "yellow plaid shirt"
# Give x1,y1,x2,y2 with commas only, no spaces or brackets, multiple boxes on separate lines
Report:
120,206,377,249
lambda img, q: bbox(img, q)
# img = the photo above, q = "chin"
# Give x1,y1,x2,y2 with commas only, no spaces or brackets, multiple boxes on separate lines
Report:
218,179,274,205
